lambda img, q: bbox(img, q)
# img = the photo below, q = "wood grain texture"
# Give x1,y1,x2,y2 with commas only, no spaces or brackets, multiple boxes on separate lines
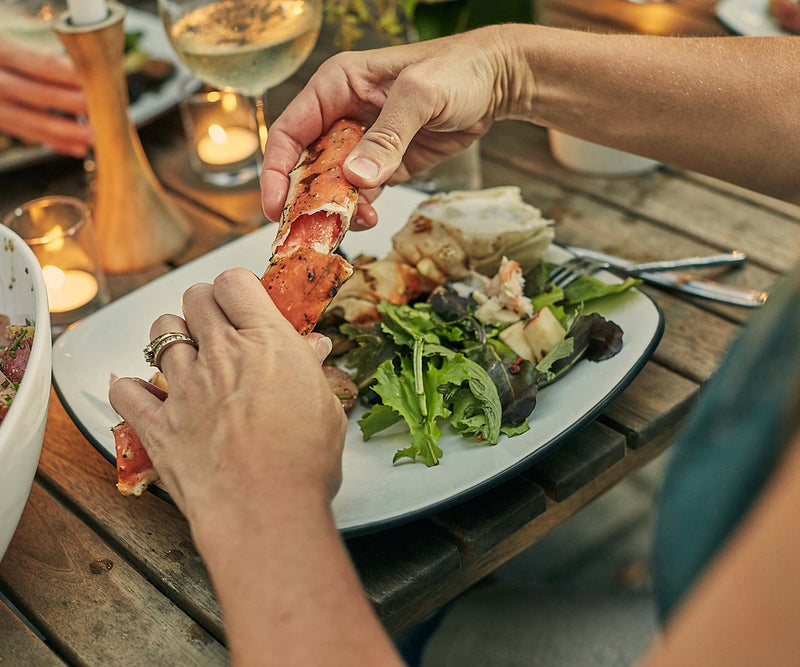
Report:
600,362,699,448
0,485,228,665
523,422,626,501
348,521,461,623
430,476,547,558
0,599,64,666
35,391,226,642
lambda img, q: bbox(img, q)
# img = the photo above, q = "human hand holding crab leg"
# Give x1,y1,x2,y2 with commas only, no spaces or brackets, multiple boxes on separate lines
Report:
109,268,402,666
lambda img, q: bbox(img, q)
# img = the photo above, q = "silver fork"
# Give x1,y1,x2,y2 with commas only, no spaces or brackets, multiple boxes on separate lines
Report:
548,257,608,288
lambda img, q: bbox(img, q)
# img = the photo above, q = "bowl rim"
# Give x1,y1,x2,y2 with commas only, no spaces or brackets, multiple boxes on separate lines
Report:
0,224,52,443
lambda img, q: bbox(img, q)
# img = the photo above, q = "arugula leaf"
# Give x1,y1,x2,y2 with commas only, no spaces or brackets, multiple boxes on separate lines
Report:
564,275,641,305
359,403,403,440
361,343,502,466
536,337,575,380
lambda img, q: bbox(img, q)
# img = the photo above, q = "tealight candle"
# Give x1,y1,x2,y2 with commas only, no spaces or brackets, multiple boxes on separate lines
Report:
42,265,99,313
196,124,260,166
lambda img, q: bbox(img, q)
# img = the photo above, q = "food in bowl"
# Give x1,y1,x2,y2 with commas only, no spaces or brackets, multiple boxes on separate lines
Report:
0,226,51,564
0,319,35,425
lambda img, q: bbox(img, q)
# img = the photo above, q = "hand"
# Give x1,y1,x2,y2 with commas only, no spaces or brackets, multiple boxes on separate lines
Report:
0,36,91,157
260,26,522,225
108,268,347,530
770,0,800,32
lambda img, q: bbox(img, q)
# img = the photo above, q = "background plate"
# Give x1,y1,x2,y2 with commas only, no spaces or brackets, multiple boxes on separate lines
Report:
716,0,790,35
0,7,197,173
53,186,663,536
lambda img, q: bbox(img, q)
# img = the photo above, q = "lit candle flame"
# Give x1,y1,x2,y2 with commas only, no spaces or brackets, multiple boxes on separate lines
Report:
44,224,65,253
42,264,66,291
208,124,227,145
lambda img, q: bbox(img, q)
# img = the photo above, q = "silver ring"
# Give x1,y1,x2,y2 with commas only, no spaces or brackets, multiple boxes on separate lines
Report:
143,332,198,368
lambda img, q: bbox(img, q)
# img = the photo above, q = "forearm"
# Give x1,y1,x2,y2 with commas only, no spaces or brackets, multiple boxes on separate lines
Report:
498,25,800,199
194,489,403,666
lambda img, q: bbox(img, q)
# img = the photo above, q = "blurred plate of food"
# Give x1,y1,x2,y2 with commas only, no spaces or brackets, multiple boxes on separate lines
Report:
716,0,791,35
0,5,198,172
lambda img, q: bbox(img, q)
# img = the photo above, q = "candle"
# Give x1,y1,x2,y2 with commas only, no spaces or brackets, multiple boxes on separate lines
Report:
196,124,259,166
42,265,99,313
66,0,107,26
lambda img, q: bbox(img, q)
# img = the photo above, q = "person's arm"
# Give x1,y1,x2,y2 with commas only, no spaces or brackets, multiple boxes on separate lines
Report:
642,423,800,665
0,36,91,157
109,269,402,666
261,25,800,221
514,26,800,201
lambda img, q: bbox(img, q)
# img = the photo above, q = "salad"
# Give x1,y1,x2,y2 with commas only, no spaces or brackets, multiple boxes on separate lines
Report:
0,316,35,426
320,188,640,466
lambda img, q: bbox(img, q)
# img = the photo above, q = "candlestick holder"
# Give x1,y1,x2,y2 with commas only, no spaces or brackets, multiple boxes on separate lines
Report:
55,2,191,273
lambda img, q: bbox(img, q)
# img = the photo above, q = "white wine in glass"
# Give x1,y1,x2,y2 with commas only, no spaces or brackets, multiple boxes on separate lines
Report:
159,0,323,156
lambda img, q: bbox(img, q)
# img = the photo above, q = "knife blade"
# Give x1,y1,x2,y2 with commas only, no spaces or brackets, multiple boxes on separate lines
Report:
564,246,747,273
564,246,768,308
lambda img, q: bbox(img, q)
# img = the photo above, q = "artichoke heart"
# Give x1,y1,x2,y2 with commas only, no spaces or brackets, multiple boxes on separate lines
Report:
392,186,555,282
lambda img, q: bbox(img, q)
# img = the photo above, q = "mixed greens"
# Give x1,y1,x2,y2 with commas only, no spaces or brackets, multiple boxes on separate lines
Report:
336,268,637,466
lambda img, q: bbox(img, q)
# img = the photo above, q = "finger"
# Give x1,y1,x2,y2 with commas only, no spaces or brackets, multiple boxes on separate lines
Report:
342,71,435,189
109,376,164,438
0,36,83,89
212,267,290,332
148,313,197,377
0,102,92,154
305,333,333,363
351,201,378,231
0,67,87,116
180,282,232,345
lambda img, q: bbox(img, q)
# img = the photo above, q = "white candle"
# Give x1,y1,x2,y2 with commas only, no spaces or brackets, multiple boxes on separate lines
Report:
66,0,108,26
196,125,259,166
42,265,99,313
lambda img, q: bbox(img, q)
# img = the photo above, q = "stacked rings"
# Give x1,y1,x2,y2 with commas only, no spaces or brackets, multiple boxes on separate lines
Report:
143,332,198,368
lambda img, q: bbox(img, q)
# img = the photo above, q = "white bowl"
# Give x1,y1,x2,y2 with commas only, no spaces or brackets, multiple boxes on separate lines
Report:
0,224,51,563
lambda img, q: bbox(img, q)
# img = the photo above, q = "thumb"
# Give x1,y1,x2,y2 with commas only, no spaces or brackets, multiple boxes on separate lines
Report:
344,76,432,188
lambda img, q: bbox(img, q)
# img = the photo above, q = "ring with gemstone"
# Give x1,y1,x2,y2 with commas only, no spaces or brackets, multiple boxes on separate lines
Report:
143,332,198,368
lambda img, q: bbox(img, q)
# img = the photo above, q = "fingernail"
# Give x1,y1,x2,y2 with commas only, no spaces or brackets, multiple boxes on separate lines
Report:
346,157,380,181
315,336,333,362
353,216,366,228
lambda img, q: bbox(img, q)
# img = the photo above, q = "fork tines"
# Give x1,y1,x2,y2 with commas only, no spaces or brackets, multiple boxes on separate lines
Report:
547,257,602,289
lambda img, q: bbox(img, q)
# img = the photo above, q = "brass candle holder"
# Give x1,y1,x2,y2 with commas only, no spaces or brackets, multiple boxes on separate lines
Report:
55,2,191,273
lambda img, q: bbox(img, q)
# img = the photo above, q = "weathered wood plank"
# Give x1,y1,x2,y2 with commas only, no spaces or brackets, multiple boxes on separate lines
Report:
600,362,700,448
429,476,547,558
523,422,626,501
0,485,228,665
0,598,65,666
35,391,226,642
484,122,800,274
347,521,461,621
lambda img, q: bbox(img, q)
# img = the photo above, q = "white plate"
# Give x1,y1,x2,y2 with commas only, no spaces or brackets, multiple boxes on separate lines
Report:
0,7,197,173
52,186,663,536
716,0,790,36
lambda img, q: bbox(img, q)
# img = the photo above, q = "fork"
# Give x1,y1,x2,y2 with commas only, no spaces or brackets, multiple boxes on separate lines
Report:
548,252,744,289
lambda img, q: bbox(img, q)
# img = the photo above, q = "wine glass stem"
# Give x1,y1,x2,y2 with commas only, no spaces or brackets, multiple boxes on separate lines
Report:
253,93,269,163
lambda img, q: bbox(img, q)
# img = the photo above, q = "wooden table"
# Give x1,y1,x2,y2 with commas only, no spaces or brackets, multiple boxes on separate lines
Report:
1,1,798,663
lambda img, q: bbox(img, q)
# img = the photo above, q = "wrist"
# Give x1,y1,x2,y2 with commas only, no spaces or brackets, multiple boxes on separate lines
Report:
485,24,541,121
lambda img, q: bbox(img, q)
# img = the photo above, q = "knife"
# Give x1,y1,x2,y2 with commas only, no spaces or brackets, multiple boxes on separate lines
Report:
564,246,768,308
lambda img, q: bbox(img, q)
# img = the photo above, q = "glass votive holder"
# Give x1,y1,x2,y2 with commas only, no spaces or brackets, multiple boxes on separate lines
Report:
179,83,261,187
2,196,109,337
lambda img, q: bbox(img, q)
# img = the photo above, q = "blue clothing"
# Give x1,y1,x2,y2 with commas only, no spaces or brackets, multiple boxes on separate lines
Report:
653,266,800,621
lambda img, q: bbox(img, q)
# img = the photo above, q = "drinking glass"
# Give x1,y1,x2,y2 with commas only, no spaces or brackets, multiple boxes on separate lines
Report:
158,0,323,160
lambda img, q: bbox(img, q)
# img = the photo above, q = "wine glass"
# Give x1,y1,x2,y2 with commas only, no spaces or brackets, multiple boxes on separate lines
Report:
158,0,323,160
